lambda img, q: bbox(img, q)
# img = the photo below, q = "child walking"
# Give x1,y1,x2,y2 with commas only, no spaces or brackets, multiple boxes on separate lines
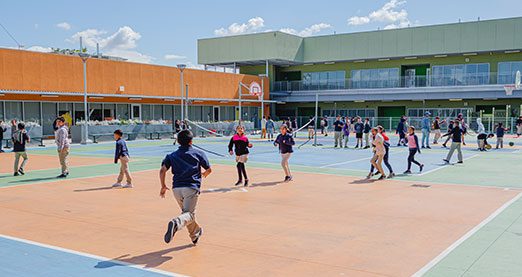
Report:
396,116,407,146
404,126,424,174
112,129,133,188
274,125,295,182
442,120,464,164
13,122,30,176
342,117,351,148
228,125,253,187
160,130,212,245
368,127,386,180
363,118,371,149
266,116,275,141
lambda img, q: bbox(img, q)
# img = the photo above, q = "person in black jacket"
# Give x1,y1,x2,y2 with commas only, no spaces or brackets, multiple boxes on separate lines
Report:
112,129,133,188
228,125,252,186
0,120,6,153
274,124,295,182
363,118,372,149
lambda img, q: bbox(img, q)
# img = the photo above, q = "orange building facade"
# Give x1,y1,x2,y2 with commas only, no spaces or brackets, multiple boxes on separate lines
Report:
0,48,269,135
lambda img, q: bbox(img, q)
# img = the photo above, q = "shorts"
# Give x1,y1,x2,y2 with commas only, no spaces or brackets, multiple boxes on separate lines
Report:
356,133,363,139
236,154,248,163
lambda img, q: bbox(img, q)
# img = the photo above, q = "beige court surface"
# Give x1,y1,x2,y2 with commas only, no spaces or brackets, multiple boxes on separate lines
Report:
0,153,112,174
0,164,518,277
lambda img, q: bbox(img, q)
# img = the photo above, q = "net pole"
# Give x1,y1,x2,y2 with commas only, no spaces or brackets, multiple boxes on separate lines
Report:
180,70,184,121
185,84,189,121
238,82,242,126
261,77,265,124
314,93,318,146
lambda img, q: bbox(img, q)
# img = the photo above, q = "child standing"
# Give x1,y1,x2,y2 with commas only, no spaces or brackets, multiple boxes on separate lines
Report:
432,116,444,144
495,123,508,149
342,117,351,148
274,125,295,182
333,115,344,148
112,129,133,188
307,116,315,140
378,126,395,178
266,116,275,141
363,118,371,149
228,125,253,187
160,130,212,245
396,116,407,146
55,117,70,178
354,117,364,148
404,126,424,174
0,120,6,153
13,122,30,176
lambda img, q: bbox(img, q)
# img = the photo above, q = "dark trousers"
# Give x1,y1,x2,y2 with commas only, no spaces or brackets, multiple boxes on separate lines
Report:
236,162,248,181
407,148,421,170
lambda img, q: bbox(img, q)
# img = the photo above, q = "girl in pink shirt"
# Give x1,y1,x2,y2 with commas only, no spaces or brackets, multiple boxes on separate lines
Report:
404,126,424,174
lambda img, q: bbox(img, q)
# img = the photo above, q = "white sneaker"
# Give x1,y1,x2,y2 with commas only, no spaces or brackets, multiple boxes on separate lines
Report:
122,184,133,188
112,183,122,188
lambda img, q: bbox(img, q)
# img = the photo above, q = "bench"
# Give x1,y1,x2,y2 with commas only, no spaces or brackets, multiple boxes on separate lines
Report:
90,131,171,143
1,137,45,148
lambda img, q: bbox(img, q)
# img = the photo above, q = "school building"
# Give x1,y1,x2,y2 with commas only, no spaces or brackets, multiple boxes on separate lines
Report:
198,16,522,121
0,48,269,136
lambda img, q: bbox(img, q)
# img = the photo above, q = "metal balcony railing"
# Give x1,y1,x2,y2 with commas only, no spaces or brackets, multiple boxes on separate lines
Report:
273,72,516,92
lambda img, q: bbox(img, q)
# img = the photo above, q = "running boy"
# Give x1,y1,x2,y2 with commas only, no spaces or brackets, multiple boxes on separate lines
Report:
442,120,464,164
228,125,252,187
404,126,424,174
160,130,212,245
12,122,30,176
112,129,133,188
441,120,454,148
274,125,295,182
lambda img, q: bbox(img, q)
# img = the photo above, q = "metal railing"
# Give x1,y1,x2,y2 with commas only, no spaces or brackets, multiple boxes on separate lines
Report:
273,72,516,92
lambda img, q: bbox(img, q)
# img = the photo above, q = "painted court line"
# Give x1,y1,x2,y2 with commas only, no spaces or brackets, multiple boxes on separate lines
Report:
0,234,184,277
418,154,480,176
412,192,522,277
318,148,408,168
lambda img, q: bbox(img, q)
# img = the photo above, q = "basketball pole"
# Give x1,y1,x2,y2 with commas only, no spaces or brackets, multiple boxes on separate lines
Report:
238,82,242,125
313,93,319,147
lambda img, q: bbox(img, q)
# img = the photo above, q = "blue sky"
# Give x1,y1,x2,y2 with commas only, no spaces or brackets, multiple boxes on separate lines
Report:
1,0,520,68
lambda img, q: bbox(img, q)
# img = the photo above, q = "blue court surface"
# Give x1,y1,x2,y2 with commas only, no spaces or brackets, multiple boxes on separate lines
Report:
0,235,177,277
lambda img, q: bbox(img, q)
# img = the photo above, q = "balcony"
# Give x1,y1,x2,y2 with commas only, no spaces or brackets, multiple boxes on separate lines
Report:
273,72,514,92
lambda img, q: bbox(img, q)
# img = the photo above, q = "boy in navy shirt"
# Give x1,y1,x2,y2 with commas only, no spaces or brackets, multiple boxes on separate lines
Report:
112,129,133,188
13,122,30,176
160,130,212,245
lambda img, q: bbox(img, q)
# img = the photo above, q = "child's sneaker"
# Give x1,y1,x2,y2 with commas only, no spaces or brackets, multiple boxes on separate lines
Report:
164,220,178,244
388,172,395,178
18,168,25,175
403,170,412,174
112,183,122,188
420,164,424,172
234,180,242,186
122,184,133,188
13,172,19,176
192,228,203,245
244,180,249,187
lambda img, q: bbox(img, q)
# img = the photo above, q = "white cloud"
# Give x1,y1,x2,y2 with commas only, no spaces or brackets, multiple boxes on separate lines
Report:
347,0,411,29
26,46,53,53
68,26,154,63
280,23,332,37
214,17,265,36
56,22,71,30
164,54,187,60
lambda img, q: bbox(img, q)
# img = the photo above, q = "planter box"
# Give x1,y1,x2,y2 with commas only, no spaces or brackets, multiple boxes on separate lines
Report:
4,126,43,139
71,124,173,143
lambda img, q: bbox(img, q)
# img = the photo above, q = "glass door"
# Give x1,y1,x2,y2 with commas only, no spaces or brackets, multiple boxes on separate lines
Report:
131,104,141,120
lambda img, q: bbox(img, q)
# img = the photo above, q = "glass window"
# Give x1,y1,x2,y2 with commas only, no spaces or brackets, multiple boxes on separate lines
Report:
142,104,152,120
164,105,173,122
89,103,103,121
351,68,399,89
432,63,489,86
498,61,522,84
116,104,129,120
153,105,163,120
0,101,4,121
5,102,22,121
102,104,115,119
24,102,40,123
42,102,57,136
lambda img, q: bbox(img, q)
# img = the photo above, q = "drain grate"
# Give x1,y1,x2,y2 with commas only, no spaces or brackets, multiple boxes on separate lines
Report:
411,184,431,188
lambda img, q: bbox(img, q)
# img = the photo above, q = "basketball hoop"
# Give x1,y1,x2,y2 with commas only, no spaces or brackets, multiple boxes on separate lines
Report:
504,84,516,96
249,82,262,97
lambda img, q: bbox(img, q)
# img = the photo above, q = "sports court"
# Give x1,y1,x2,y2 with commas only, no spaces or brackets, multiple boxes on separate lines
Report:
1,133,521,277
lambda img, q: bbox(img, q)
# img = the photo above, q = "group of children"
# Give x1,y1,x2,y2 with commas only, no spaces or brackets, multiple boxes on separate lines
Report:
329,115,373,149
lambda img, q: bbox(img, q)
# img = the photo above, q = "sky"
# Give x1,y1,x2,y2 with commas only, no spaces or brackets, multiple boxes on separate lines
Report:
1,0,521,69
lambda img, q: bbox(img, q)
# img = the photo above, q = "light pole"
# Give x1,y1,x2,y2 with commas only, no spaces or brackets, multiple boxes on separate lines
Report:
259,74,267,120
177,64,186,122
79,53,89,145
